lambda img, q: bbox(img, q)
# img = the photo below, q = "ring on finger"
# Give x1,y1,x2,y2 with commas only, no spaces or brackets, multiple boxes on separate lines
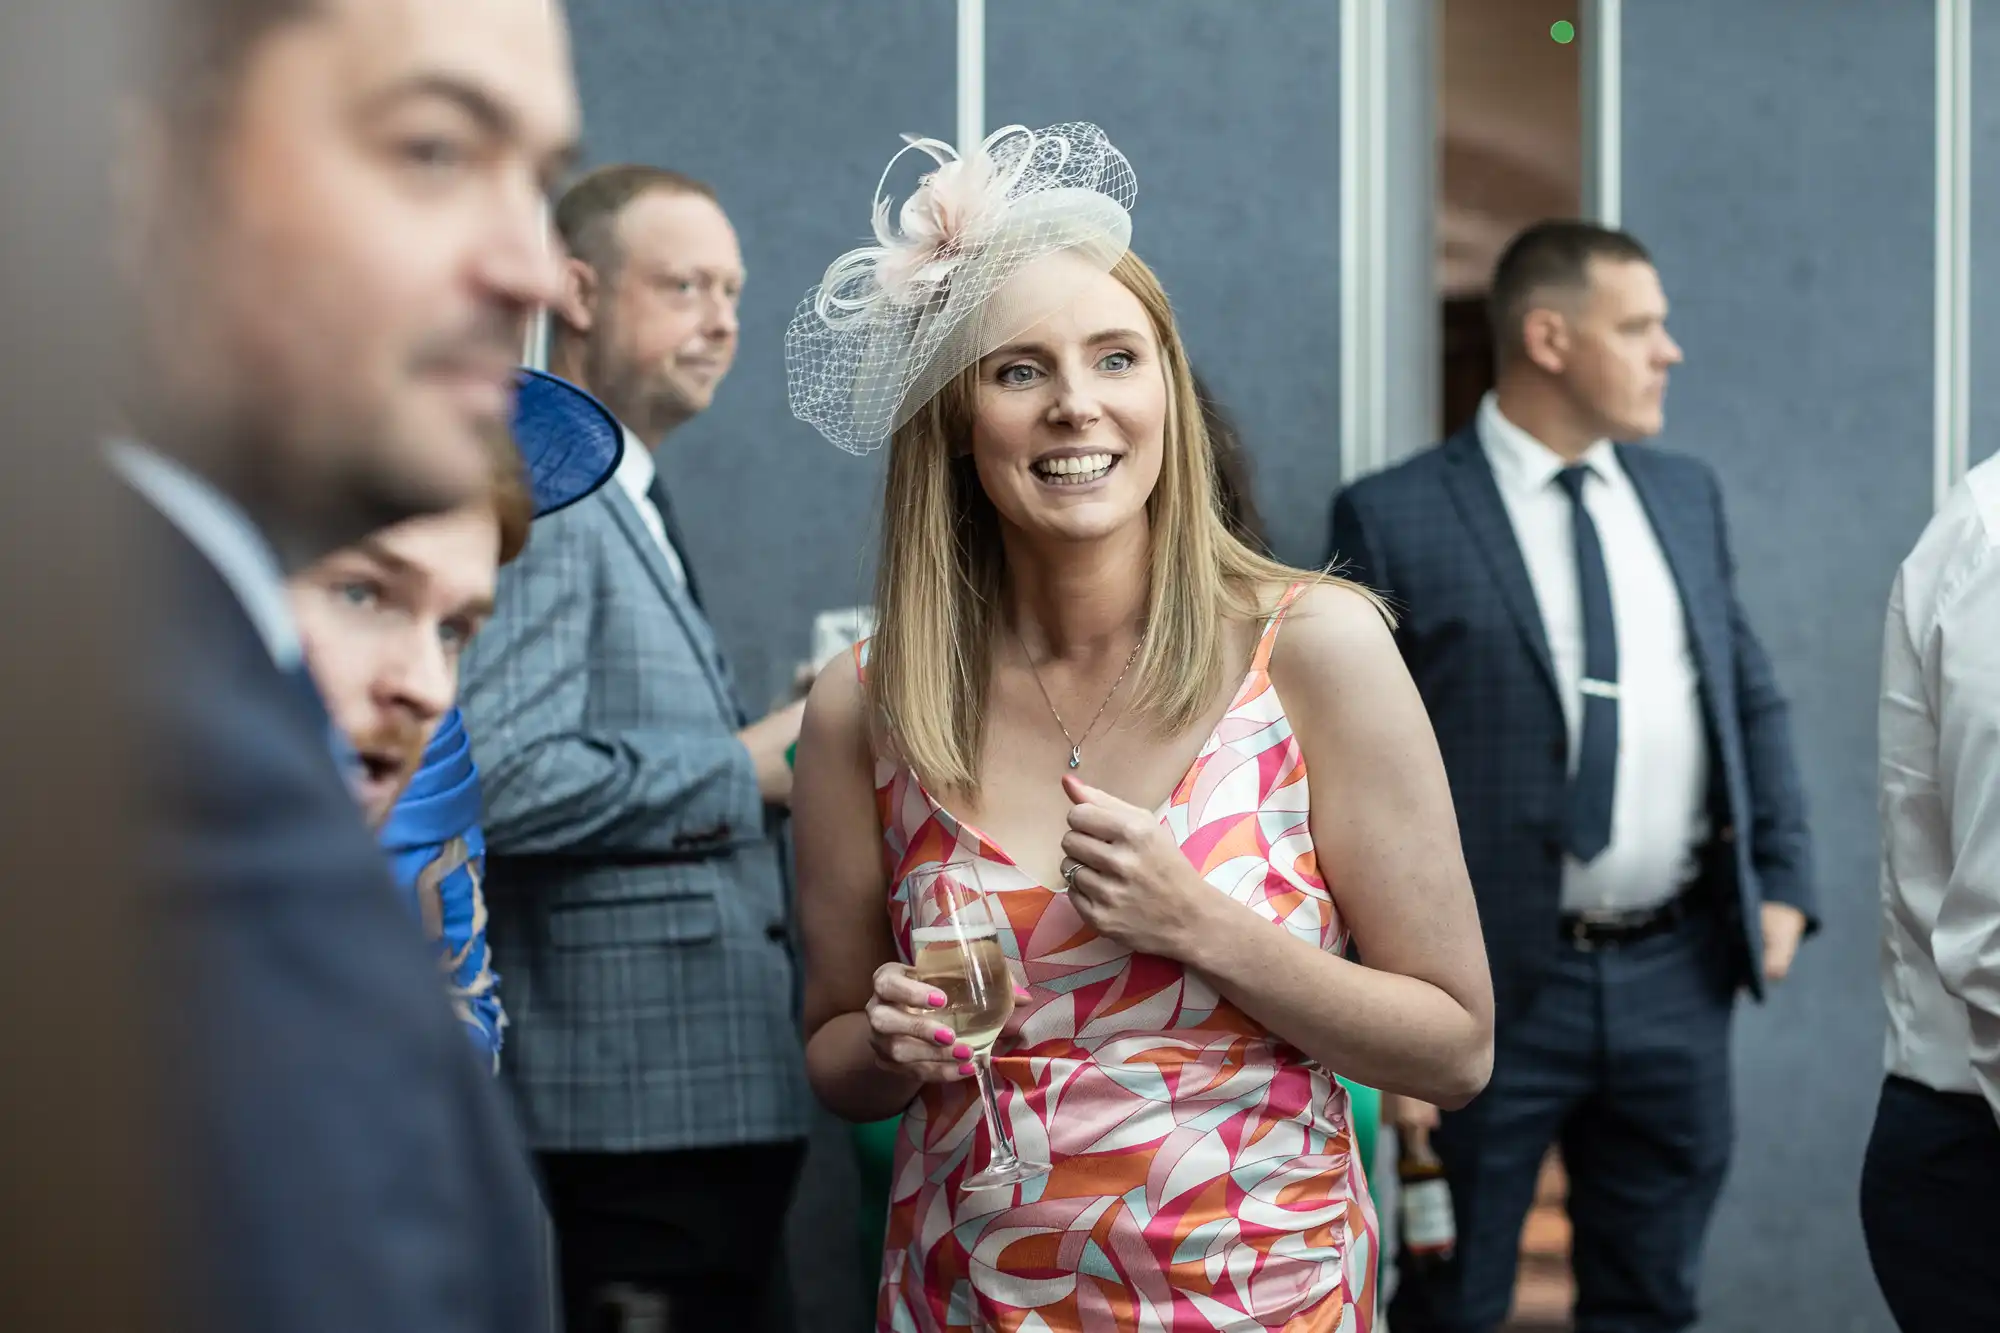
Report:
1060,858,1080,891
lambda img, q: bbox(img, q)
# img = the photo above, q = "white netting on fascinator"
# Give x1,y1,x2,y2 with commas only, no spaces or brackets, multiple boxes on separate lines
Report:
786,122,1138,454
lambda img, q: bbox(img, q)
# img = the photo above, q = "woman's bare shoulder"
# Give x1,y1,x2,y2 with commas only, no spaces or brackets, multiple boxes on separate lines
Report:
803,644,873,758
1265,578,1406,706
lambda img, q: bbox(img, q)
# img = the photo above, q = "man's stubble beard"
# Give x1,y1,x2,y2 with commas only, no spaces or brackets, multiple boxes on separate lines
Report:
582,313,702,443
134,199,481,571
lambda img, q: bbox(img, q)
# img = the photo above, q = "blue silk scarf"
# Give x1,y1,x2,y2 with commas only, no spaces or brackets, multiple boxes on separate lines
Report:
378,706,506,1068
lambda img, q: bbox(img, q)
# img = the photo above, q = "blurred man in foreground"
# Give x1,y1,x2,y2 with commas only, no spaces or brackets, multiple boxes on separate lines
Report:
117,0,581,1328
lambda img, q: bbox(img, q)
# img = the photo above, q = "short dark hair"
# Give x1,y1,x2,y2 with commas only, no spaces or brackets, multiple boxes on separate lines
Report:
1487,220,1652,360
554,165,717,277
153,0,318,138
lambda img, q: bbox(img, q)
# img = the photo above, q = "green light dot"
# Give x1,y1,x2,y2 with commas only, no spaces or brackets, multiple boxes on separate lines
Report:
1551,20,1576,44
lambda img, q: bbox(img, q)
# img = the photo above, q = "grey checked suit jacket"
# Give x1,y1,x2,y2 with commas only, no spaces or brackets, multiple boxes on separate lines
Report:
458,475,810,1153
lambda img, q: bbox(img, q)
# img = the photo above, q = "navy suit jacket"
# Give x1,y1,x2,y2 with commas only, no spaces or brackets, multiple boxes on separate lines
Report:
132,494,551,1333
1328,426,1816,1022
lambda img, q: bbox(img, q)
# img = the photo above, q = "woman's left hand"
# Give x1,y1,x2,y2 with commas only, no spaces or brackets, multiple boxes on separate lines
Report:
1059,775,1221,961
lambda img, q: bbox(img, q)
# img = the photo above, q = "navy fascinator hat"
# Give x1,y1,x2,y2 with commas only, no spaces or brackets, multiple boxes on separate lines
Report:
512,368,624,517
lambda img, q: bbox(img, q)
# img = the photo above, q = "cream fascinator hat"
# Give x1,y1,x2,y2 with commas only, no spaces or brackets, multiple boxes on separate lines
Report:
786,122,1138,454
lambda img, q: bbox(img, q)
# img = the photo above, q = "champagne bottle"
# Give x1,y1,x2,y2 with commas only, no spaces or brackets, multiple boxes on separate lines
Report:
1398,1133,1457,1271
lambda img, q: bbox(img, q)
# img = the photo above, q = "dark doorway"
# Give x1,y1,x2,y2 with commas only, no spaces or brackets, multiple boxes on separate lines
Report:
1441,295,1495,437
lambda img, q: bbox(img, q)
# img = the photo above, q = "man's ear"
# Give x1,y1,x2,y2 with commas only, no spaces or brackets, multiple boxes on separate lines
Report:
1519,306,1572,376
554,254,598,336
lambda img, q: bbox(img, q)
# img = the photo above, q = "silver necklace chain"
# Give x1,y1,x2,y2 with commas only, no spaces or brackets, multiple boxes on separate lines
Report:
1012,625,1144,770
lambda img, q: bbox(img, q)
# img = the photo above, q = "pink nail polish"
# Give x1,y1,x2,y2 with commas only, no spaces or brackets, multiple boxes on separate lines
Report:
952,1042,973,1060
927,992,947,1008
933,1027,954,1045
958,1062,976,1076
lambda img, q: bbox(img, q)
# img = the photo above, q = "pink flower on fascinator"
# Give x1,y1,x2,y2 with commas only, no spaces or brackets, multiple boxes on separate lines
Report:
868,136,1006,300
816,126,1049,320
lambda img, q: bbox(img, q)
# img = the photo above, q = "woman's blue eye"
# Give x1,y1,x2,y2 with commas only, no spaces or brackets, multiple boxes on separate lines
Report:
1100,351,1135,373
998,364,1040,386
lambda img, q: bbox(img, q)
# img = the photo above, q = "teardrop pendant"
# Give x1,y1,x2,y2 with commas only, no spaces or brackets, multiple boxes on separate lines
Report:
1068,745,1082,770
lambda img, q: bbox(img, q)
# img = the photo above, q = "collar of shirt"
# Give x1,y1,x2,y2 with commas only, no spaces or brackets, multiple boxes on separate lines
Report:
608,423,690,590
109,439,304,671
1477,390,1618,499
614,425,657,507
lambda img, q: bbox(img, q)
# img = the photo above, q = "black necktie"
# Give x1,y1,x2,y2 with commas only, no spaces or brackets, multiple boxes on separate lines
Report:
644,473,704,610
645,473,745,725
1557,465,1617,863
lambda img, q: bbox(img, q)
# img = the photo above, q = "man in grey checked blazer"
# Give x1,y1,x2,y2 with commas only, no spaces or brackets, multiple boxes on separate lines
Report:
459,164,809,1333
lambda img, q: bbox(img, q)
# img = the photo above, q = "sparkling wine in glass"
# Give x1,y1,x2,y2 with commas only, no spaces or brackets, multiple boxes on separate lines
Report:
908,861,1048,1191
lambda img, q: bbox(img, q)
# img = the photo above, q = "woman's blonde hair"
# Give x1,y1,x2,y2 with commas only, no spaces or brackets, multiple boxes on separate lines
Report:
482,426,534,566
867,250,1383,795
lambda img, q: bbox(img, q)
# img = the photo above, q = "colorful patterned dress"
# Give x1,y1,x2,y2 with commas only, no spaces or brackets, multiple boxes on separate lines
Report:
867,586,1377,1332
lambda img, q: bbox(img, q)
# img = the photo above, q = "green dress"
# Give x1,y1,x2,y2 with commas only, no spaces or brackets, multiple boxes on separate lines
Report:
851,1116,902,1285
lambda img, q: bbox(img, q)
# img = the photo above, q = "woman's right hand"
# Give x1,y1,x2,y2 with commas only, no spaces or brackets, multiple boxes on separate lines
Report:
865,961,1029,1083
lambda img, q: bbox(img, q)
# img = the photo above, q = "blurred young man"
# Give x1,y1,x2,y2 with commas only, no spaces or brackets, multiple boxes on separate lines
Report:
291,370,619,1064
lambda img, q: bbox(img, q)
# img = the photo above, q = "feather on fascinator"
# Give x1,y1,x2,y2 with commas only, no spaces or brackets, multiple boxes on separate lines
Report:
786,122,1138,454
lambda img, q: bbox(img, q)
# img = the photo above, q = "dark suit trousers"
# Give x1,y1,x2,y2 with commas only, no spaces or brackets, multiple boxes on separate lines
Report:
1861,1075,2000,1332
540,1140,806,1333
1390,908,1736,1333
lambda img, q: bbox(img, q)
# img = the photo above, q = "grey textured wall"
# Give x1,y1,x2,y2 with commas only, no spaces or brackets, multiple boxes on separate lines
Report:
1975,2,2000,465
987,0,1342,567
564,0,951,713
562,4,955,1327
1621,3,1933,1328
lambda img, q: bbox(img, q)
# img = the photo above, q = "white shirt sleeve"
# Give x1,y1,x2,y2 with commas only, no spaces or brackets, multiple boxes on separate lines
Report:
1929,540,2000,1123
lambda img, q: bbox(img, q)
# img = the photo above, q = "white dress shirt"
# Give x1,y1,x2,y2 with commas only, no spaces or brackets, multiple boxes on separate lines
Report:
612,426,689,590
1879,453,2000,1118
1478,393,1711,913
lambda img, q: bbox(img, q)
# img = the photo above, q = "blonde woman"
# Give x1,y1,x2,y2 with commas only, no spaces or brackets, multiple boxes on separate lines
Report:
789,124,1492,1332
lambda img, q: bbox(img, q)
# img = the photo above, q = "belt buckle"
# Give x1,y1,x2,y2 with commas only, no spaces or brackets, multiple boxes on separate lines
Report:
1570,906,1639,951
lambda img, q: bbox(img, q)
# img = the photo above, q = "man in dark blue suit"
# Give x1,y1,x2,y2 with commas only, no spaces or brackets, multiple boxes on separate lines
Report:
119,1,583,1329
1329,221,1816,1333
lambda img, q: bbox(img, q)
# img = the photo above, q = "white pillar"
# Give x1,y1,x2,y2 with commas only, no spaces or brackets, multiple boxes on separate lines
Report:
956,0,985,155
1581,0,1623,227
1935,0,1972,507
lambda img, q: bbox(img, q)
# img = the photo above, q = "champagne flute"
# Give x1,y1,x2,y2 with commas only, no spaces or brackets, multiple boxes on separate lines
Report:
907,860,1048,1190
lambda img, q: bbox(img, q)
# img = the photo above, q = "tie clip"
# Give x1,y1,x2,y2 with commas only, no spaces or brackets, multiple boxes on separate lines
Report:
1580,678,1620,700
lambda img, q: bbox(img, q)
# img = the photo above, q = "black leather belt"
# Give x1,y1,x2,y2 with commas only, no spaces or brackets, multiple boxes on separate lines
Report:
1559,890,1694,950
